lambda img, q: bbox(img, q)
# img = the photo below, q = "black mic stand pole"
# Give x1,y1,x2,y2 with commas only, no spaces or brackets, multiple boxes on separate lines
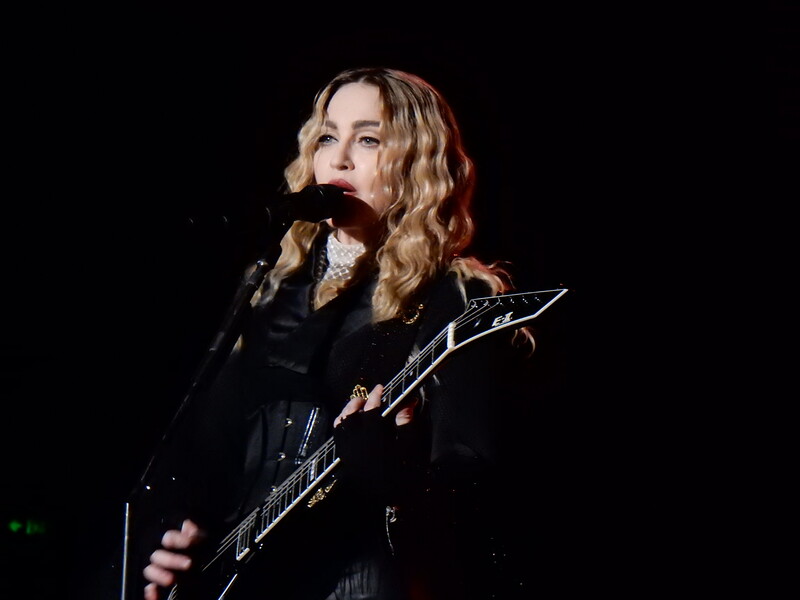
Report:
119,202,292,600
118,184,346,599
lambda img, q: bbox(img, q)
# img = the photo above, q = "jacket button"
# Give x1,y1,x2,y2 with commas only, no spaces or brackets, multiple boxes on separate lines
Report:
277,452,286,461
284,418,293,427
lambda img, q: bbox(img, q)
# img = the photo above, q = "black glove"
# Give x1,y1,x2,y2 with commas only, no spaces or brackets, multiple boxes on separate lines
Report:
334,408,416,503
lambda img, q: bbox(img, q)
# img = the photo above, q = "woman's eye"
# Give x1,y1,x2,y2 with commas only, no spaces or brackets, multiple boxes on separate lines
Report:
318,134,336,145
359,136,380,147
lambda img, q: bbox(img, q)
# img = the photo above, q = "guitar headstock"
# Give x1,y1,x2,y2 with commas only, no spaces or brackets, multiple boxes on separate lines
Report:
379,288,568,418
451,288,568,348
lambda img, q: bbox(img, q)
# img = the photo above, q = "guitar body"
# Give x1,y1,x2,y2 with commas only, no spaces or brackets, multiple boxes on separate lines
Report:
169,471,347,600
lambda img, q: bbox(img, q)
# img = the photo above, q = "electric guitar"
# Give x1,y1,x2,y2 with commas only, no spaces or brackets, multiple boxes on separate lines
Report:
161,288,568,600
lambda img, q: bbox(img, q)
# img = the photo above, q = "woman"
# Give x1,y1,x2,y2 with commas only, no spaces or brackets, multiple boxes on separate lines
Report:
139,67,539,600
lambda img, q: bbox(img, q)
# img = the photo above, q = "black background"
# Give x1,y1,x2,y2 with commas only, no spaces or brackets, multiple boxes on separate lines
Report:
1,4,795,599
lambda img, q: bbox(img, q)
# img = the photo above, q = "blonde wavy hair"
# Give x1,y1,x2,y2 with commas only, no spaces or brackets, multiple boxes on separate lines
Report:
257,67,515,324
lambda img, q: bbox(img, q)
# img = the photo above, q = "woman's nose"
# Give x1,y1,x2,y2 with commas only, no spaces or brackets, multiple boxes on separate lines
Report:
330,146,354,170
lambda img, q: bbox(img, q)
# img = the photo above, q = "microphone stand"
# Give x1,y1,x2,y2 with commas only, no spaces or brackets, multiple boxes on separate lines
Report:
119,206,289,600
134,258,272,487
119,184,346,599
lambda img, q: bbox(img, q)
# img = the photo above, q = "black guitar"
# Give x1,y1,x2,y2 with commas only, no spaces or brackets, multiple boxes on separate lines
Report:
161,288,568,600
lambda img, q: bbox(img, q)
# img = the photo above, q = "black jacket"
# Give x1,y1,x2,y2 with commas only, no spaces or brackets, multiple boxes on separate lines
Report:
128,233,544,599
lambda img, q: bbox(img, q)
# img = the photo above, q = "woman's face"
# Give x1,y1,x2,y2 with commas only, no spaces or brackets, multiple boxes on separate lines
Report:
314,82,392,243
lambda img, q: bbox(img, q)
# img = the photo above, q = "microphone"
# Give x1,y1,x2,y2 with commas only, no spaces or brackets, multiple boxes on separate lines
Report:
180,184,351,259
265,184,348,231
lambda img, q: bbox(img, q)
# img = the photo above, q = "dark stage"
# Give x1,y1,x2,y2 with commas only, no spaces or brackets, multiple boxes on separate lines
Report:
1,6,792,599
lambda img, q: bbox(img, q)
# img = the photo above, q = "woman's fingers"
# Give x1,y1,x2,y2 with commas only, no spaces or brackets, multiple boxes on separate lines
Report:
149,549,192,571
334,397,363,427
143,520,204,597
143,556,185,589
394,397,418,426
144,582,160,600
334,384,418,427
161,519,203,550
364,384,383,411
334,385,383,426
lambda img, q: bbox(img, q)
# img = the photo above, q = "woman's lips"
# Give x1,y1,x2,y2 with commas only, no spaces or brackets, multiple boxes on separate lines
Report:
327,179,356,193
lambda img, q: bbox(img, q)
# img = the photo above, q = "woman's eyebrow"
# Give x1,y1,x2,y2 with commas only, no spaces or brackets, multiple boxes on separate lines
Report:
353,120,380,129
324,119,380,129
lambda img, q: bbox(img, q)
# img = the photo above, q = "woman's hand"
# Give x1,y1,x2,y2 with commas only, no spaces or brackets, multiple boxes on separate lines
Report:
143,519,206,600
332,384,420,502
333,384,417,427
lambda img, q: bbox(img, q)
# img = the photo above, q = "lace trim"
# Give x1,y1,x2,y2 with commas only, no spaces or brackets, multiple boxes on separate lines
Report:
321,231,365,282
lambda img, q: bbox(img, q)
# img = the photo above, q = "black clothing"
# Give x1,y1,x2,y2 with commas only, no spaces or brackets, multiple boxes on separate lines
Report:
130,230,538,599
